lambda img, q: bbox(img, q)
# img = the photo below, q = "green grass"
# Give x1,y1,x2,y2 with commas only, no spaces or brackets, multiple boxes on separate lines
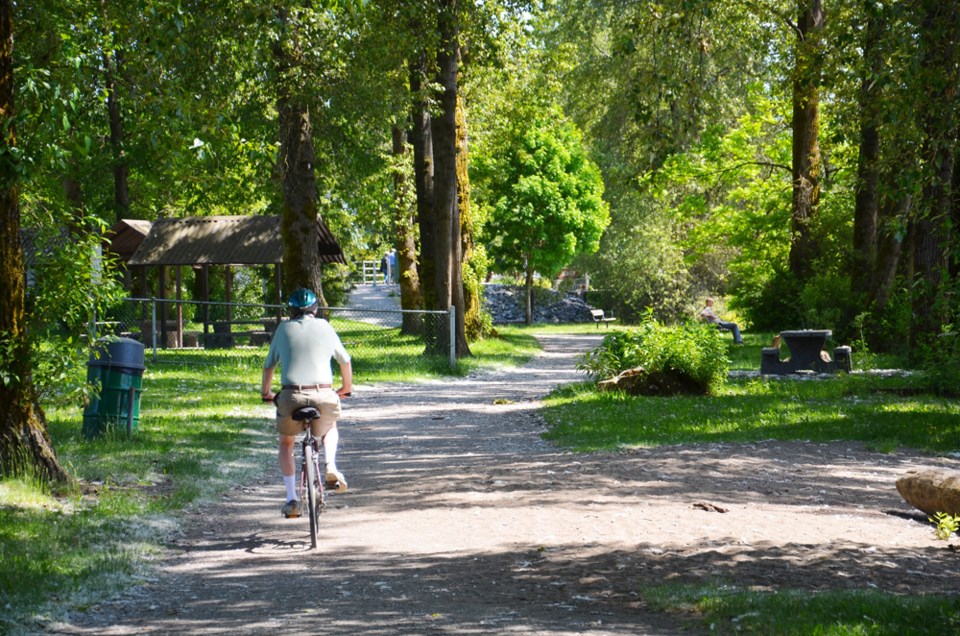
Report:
542,372,959,452
645,584,960,635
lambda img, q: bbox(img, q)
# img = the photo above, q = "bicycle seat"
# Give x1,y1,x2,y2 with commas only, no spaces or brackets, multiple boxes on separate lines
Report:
292,407,321,422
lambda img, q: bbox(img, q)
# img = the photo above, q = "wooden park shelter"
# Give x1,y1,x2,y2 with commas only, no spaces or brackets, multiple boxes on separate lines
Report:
108,215,345,346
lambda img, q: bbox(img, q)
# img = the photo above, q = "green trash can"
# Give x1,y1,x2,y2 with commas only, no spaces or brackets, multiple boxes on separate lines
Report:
82,337,145,438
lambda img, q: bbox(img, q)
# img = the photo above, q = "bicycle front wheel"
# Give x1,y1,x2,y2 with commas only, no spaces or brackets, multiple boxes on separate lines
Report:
304,443,320,550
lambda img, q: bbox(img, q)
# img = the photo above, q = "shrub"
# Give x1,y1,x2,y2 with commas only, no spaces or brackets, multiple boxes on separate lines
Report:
577,312,729,394
921,331,960,397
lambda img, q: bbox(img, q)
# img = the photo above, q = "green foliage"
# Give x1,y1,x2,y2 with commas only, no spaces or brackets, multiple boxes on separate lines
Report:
920,331,960,397
463,244,494,341
576,313,729,394
17,214,126,402
929,512,960,541
475,105,610,280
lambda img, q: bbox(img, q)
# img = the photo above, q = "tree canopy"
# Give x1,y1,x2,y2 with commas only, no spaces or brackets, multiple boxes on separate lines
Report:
5,0,960,478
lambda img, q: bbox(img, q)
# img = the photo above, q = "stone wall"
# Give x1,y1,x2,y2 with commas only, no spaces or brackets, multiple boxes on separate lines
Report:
482,284,596,324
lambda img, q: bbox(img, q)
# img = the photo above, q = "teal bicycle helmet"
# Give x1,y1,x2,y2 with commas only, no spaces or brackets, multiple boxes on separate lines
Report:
287,288,318,313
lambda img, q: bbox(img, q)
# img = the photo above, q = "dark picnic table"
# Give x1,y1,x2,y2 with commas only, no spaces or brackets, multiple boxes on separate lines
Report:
761,329,852,375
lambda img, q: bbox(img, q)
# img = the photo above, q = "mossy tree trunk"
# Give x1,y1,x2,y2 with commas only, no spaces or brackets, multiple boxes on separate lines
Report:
0,0,67,483
789,0,824,283
456,96,482,341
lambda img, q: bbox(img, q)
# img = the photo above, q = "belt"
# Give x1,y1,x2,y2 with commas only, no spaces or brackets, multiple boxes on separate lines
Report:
282,383,332,391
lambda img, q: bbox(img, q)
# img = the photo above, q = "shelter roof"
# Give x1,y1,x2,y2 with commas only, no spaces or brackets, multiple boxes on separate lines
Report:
106,219,153,262
126,215,345,266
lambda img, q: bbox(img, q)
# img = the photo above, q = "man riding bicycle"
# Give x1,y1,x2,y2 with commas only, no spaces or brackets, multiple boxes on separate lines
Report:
261,288,353,518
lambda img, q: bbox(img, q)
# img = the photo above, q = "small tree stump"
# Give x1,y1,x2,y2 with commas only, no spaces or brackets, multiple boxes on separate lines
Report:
895,469,960,516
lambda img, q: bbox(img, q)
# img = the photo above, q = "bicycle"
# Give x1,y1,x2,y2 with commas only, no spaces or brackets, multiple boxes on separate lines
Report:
264,395,349,550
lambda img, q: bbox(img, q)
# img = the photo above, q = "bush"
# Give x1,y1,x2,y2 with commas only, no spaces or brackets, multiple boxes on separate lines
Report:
921,332,960,397
576,313,730,394
733,267,799,331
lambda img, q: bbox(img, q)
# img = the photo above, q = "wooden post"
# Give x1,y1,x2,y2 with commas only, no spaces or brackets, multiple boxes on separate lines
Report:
202,265,210,335
158,266,167,348
275,265,283,322
225,265,233,322
175,265,183,348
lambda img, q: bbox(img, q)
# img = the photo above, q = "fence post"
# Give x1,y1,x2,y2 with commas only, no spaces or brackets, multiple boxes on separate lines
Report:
151,298,158,362
449,305,456,369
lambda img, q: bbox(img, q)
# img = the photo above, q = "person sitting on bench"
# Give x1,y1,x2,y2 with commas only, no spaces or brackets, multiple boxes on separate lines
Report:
699,297,743,344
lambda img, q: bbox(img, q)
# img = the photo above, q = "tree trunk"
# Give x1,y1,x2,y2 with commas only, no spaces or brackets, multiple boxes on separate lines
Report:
103,39,130,223
431,0,469,358
870,196,909,313
851,0,882,297
456,96,481,342
0,0,67,483
524,265,534,326
789,0,824,283
274,6,324,304
911,0,960,345
410,55,436,314
392,125,423,335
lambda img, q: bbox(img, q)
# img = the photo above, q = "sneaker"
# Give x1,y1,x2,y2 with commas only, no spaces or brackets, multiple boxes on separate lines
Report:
281,499,301,518
325,469,348,493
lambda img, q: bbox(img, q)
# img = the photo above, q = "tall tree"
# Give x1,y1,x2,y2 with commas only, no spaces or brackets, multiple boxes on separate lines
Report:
911,0,960,344
274,4,325,301
789,0,825,282
850,0,883,298
101,5,130,223
0,0,67,482
430,0,469,356
477,111,610,324
410,51,437,313
392,124,423,334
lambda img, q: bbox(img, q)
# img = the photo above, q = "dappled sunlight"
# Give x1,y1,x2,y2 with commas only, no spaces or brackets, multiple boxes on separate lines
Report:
58,333,960,635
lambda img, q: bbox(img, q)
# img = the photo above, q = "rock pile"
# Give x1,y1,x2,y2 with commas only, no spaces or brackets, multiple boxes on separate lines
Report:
482,284,595,324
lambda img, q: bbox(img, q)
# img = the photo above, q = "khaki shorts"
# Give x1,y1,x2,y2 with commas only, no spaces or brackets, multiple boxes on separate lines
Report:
275,388,341,437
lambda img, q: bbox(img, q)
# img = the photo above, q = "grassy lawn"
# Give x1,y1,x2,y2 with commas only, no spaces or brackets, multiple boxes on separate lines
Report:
644,584,960,635
1,323,956,634
541,372,960,453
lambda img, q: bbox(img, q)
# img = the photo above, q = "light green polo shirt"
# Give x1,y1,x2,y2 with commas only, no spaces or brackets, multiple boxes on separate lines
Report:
263,315,350,386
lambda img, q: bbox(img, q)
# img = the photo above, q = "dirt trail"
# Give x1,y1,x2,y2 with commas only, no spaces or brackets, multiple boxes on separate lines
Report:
55,334,960,635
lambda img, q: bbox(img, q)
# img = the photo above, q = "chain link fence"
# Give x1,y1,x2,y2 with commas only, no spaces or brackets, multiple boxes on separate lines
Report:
95,298,456,369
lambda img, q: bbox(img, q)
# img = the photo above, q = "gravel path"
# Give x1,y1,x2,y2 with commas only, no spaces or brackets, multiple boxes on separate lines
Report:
53,332,960,635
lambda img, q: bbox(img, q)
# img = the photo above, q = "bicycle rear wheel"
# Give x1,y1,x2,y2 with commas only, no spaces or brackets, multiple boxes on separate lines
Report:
304,443,320,549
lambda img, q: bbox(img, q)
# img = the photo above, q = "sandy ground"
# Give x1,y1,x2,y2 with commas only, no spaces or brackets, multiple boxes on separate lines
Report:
52,332,960,635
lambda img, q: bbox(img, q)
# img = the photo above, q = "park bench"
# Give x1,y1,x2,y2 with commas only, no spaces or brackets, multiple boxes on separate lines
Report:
590,308,617,329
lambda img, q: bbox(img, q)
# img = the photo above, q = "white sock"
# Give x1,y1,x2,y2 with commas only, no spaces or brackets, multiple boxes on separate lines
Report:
324,429,340,476
283,474,297,501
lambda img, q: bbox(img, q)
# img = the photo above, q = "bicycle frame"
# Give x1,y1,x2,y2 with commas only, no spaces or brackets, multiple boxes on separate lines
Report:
299,424,326,550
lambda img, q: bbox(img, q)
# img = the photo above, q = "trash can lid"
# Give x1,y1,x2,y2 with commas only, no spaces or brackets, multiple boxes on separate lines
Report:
89,337,146,370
